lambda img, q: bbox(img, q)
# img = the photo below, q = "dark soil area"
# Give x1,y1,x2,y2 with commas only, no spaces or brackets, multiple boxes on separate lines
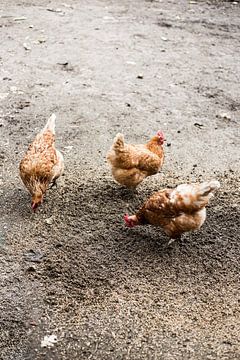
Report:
0,0,239,359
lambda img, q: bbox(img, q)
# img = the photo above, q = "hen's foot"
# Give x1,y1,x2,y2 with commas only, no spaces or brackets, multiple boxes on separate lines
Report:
49,180,57,190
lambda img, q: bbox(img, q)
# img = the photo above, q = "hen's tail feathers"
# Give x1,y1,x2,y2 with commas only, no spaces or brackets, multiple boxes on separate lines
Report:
197,180,220,197
42,113,56,134
113,133,125,153
171,180,220,211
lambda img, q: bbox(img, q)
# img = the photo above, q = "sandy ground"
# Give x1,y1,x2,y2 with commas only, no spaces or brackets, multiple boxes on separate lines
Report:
0,0,240,359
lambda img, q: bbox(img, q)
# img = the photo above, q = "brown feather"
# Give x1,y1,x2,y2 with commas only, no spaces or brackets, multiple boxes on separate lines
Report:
127,181,220,238
19,117,63,209
107,133,164,188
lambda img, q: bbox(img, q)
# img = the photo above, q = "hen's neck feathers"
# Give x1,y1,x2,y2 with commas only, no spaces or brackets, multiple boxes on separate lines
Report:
145,136,163,154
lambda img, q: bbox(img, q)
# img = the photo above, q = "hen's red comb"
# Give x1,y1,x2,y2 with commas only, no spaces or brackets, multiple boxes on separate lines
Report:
157,130,165,139
124,214,135,228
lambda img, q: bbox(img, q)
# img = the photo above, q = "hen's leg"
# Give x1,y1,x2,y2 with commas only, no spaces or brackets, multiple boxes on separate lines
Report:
167,238,175,246
49,179,57,189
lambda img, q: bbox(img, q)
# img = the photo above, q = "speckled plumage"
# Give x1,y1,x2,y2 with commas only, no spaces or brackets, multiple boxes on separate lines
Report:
124,180,220,238
19,114,64,210
107,132,164,188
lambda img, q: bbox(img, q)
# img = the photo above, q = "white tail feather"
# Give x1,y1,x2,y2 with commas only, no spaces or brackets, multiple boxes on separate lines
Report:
197,180,220,196
42,113,56,134
113,133,125,152
170,180,220,209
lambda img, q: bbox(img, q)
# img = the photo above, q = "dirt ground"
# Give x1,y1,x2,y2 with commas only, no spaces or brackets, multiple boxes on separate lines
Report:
0,0,239,359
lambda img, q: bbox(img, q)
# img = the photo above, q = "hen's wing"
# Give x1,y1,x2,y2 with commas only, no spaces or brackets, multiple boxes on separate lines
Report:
137,189,177,226
50,149,64,182
108,133,163,175
109,144,161,173
136,145,163,174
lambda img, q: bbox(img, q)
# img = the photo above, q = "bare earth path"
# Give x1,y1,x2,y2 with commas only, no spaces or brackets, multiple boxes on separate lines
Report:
0,0,239,359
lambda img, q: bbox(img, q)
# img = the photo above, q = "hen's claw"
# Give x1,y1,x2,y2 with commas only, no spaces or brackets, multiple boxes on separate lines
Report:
49,180,57,190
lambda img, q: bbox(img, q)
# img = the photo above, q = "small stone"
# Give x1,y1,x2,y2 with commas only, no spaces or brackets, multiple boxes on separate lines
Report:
222,339,232,345
24,249,44,263
45,217,53,225
57,61,68,66
194,122,204,128
47,8,62,13
26,266,36,272
38,38,47,44
55,243,63,248
217,112,231,121
14,16,27,21
23,43,31,51
137,74,144,79
41,335,58,348
161,36,168,41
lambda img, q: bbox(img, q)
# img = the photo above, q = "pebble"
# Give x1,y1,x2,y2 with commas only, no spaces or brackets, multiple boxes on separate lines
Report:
38,38,47,44
194,122,204,128
41,335,58,348
45,217,54,225
24,250,44,263
47,8,62,13
217,112,231,121
14,17,27,21
26,266,36,272
23,43,31,51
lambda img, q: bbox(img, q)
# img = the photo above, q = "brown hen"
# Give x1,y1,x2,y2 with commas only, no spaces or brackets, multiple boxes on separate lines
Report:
107,131,165,189
19,114,64,211
124,180,220,238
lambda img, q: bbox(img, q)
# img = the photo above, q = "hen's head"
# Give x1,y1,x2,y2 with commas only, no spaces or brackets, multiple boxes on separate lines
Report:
124,214,138,228
156,130,165,145
31,191,43,212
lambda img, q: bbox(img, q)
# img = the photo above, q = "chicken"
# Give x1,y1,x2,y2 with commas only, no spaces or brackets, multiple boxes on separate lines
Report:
124,180,220,238
19,114,64,211
107,131,165,189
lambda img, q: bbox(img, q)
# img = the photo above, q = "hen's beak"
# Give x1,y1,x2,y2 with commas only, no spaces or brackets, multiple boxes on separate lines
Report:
124,214,136,228
31,203,38,212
